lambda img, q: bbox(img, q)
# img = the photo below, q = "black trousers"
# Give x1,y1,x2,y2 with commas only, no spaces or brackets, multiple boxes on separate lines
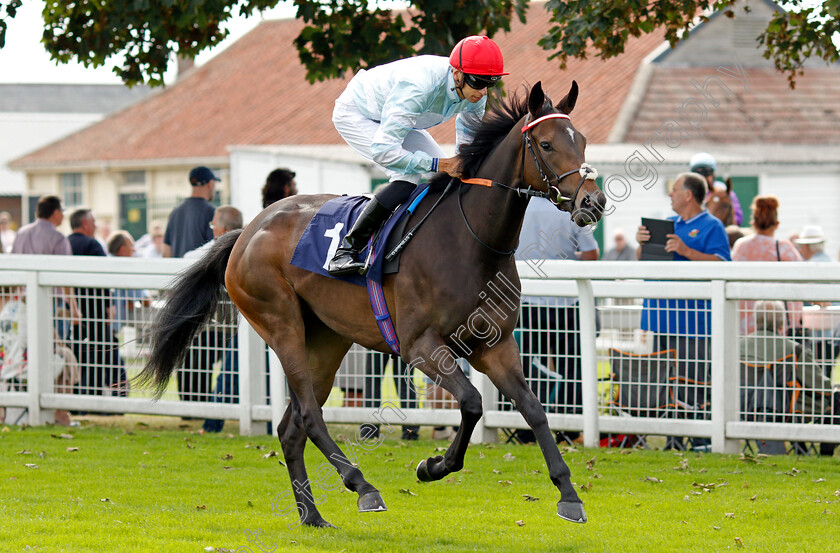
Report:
178,329,224,402
74,322,125,397
364,351,418,411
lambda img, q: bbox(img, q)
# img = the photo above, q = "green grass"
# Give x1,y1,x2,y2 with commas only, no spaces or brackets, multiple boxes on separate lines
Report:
1,417,838,553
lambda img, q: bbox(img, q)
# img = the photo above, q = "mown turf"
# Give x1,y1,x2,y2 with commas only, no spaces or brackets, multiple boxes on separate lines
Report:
1,418,838,552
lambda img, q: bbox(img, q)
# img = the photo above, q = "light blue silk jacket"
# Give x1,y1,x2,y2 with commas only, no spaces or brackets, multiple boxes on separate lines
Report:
345,55,486,175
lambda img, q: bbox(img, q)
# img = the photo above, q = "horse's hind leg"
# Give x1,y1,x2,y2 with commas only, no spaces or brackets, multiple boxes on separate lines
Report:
257,303,385,525
276,394,335,528
406,332,484,482
470,334,586,523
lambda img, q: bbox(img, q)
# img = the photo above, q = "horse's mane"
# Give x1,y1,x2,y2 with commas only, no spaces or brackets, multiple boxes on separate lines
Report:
428,84,555,191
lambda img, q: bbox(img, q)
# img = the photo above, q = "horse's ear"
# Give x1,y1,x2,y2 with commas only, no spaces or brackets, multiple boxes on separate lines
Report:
528,81,545,117
725,177,733,192
556,80,579,115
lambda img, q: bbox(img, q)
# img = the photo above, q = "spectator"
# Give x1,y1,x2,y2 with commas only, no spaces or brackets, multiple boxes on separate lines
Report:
514,199,599,444
689,152,743,226
162,166,218,258
636,172,731,451
184,206,243,259
12,195,81,339
793,225,832,262
107,230,150,337
170,205,242,407
741,300,838,456
68,208,125,399
0,288,79,426
731,195,804,336
196,206,245,432
603,228,634,261
0,211,16,253
262,168,298,208
13,196,72,256
134,221,165,258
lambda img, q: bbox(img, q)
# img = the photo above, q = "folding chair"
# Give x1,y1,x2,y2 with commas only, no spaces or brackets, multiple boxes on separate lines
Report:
740,354,811,455
606,348,678,448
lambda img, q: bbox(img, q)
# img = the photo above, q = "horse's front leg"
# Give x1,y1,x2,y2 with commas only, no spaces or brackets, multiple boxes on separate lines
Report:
405,331,483,482
470,335,587,523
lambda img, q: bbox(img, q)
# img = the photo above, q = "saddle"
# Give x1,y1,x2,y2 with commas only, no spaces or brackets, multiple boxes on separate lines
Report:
290,182,444,286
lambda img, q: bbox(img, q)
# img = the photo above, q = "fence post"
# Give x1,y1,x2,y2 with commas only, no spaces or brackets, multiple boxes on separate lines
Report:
268,347,285,436
238,314,267,436
576,278,599,448
711,280,739,453
26,274,54,425
469,369,498,443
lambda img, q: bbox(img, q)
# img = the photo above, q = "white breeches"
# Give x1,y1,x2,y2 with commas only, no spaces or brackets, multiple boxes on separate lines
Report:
332,96,446,185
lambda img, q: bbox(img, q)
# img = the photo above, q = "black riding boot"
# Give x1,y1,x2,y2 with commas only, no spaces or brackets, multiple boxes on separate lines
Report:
328,197,392,276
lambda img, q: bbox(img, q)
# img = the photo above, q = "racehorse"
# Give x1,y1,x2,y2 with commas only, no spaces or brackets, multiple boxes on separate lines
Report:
704,177,734,226
139,81,606,527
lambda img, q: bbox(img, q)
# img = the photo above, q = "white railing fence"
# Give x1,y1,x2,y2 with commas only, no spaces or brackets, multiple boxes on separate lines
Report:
1,255,839,453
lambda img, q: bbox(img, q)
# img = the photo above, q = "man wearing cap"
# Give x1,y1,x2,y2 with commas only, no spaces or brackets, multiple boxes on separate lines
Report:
793,225,832,262
689,152,743,226
162,166,218,258
328,35,508,276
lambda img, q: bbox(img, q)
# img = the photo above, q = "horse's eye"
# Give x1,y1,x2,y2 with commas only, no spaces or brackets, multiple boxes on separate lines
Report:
540,141,552,152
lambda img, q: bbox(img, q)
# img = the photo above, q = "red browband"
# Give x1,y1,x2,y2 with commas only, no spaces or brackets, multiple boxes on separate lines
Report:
521,113,571,133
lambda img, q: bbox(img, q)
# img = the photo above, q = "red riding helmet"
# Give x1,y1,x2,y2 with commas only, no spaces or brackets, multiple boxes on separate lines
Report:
449,35,508,76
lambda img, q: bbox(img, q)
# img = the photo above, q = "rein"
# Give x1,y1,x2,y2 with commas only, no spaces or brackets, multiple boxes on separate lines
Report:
457,180,518,256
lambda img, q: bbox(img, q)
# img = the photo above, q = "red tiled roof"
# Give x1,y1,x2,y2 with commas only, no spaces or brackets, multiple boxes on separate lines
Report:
12,3,665,168
624,66,840,144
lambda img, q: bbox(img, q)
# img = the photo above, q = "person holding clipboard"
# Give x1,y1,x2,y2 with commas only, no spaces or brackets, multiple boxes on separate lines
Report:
635,172,731,451
636,173,732,262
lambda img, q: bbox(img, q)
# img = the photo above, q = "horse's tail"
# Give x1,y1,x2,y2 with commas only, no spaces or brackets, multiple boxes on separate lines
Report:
137,229,243,397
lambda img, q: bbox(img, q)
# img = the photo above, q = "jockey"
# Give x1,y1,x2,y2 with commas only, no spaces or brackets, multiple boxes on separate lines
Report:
690,152,744,226
328,35,508,276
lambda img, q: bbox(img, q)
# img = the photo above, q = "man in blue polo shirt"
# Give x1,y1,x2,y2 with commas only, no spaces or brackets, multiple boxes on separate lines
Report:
636,172,731,451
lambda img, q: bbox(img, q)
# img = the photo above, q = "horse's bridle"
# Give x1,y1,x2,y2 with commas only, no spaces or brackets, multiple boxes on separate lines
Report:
461,113,598,206
456,112,600,256
519,113,598,208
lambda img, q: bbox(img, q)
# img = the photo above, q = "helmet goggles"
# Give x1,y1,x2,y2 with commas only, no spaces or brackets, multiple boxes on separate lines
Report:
463,73,501,90
691,165,715,178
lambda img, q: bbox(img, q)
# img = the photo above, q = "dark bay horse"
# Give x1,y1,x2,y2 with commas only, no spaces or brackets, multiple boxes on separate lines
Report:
140,81,606,527
704,178,734,226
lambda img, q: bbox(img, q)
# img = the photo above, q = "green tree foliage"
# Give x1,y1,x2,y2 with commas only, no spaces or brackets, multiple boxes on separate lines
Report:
0,0,836,87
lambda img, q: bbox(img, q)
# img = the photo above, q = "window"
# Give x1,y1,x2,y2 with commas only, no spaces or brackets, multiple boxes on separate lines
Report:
60,173,83,207
124,170,146,186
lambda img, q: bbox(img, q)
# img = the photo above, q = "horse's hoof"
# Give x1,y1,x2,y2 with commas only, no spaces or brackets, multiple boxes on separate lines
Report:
303,517,338,529
357,491,387,513
557,501,587,523
415,455,443,482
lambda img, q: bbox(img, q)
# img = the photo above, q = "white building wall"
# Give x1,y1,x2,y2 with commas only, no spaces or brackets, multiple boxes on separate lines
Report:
230,148,377,226
763,172,840,258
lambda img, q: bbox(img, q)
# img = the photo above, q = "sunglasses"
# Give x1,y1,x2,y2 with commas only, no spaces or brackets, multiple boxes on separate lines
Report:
463,73,500,90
